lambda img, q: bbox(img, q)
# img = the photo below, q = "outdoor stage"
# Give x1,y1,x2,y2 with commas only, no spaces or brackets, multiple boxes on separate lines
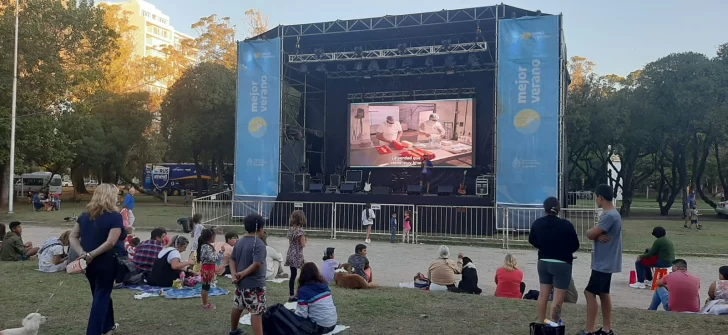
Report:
227,4,569,238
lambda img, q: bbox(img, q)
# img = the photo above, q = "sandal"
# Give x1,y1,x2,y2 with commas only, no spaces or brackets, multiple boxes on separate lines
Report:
202,303,217,310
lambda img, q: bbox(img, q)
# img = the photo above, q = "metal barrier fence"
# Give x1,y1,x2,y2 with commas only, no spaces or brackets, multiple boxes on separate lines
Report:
192,193,600,248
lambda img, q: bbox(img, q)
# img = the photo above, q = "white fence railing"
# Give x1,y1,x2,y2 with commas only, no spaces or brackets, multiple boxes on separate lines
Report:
192,193,599,248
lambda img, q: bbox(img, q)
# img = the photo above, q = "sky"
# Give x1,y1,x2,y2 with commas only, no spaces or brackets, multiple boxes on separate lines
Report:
146,0,727,77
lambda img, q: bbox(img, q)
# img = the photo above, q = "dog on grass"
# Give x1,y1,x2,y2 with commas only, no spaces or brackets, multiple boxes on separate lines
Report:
0,313,48,335
334,263,378,289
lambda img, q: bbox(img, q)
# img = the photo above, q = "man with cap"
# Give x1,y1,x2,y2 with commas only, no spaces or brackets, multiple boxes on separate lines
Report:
376,115,403,144
418,113,446,141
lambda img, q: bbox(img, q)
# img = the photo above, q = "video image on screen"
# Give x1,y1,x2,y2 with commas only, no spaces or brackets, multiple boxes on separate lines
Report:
348,99,474,167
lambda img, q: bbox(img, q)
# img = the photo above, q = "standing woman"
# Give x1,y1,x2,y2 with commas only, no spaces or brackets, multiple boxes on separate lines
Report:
69,184,127,335
528,197,580,324
285,210,307,302
360,203,375,244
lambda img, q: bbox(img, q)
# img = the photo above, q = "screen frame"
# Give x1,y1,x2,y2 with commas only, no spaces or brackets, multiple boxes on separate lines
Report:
346,98,476,169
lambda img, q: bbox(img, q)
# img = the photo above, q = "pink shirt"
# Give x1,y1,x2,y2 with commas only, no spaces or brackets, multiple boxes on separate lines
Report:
495,267,524,299
663,270,701,312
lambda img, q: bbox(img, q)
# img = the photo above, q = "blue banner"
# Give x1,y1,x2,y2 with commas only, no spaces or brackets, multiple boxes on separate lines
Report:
496,15,561,205
235,38,281,197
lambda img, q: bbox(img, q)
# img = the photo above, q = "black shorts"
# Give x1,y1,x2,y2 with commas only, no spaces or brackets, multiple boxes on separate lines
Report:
585,270,612,295
537,260,573,290
420,172,430,183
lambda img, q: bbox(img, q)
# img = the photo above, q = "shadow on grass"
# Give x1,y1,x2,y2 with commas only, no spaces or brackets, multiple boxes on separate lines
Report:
1,262,726,335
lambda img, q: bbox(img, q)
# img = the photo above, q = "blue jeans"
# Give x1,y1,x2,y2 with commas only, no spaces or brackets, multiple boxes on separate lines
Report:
635,259,672,282
648,287,670,311
85,258,117,335
390,224,397,242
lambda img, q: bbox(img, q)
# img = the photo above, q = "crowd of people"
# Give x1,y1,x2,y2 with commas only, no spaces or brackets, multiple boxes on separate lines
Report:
3,182,728,335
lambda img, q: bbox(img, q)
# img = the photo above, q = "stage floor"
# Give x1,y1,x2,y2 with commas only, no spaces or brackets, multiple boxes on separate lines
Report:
278,192,493,207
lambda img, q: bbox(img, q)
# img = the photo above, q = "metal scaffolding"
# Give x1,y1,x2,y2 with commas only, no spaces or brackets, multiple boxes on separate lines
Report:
346,88,476,101
288,42,487,63
325,63,494,79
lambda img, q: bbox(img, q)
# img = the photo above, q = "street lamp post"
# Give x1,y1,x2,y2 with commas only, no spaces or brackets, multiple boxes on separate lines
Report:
8,0,20,214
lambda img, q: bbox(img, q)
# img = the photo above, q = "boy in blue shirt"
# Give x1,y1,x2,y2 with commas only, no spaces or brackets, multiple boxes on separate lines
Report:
389,212,398,243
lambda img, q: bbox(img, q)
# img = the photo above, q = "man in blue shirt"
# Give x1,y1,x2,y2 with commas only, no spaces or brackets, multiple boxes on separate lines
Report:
683,189,696,228
420,155,434,194
122,187,137,226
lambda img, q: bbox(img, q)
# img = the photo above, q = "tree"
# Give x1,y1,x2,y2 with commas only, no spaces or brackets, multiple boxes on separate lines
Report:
244,9,270,37
0,0,116,207
192,15,236,70
161,62,236,194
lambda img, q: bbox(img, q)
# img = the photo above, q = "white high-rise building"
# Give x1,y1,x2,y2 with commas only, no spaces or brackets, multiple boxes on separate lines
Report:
105,0,195,94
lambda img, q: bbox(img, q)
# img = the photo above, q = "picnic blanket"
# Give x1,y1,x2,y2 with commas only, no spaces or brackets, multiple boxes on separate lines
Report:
121,285,229,299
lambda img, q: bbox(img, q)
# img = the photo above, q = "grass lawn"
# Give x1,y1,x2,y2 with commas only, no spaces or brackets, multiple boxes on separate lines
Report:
0,196,191,231
0,262,725,334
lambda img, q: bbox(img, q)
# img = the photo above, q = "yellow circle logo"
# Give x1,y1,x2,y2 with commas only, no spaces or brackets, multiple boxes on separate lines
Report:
514,109,540,134
522,32,532,40
248,117,267,138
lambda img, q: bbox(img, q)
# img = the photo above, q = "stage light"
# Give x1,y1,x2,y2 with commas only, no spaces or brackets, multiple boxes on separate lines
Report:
424,56,434,68
386,59,397,69
336,64,346,72
467,54,480,67
397,43,408,54
316,63,327,72
300,64,308,73
314,48,324,59
441,39,452,50
354,46,363,57
354,62,364,71
402,59,413,68
367,60,379,72
363,73,372,79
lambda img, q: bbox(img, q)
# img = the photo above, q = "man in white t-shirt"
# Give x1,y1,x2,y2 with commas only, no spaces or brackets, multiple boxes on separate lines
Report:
376,116,402,143
419,113,446,140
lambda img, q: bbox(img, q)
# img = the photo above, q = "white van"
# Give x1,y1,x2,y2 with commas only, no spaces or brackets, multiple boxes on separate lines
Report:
15,172,63,195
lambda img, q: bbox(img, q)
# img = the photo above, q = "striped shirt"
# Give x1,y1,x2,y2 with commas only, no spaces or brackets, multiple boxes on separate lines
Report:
296,283,338,327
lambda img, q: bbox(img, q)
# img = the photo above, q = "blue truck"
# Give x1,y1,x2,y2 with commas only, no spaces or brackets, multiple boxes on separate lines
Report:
142,163,212,196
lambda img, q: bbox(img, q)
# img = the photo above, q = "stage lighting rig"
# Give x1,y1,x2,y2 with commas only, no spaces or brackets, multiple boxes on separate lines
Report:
300,64,309,73
467,54,480,67
441,39,452,51
314,48,324,59
397,43,408,54
424,57,434,68
354,46,364,57
336,64,346,72
367,60,379,72
316,63,327,72
402,59,413,68
386,59,397,69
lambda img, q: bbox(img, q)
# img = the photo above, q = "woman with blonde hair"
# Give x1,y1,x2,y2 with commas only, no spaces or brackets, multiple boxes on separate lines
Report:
285,210,308,301
495,254,525,299
38,230,71,273
69,183,127,335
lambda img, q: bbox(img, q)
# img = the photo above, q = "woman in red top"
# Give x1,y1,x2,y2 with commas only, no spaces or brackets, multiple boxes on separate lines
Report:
495,254,525,299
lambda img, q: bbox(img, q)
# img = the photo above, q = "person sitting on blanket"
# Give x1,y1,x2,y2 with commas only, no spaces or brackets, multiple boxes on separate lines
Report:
134,227,168,275
295,262,339,334
458,256,482,294
262,231,289,280
38,230,71,273
428,245,463,292
147,235,195,287
631,226,675,289
215,232,238,276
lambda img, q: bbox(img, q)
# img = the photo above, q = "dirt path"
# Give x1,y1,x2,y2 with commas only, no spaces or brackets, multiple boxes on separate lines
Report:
20,225,725,310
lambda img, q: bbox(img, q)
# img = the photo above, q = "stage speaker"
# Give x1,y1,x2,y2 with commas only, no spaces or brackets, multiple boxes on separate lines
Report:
407,185,422,195
309,183,324,193
437,185,453,196
372,186,390,195
340,183,356,194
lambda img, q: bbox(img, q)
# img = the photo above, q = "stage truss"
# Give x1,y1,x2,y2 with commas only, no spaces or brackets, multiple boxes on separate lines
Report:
347,88,476,101
288,42,487,63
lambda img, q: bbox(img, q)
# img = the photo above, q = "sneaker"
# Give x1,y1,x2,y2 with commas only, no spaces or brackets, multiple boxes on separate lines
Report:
103,324,119,335
629,283,646,289
644,280,652,287
365,239,371,244
276,273,290,279
202,303,216,310
288,296,298,302
577,331,598,335
597,328,615,335
229,329,246,335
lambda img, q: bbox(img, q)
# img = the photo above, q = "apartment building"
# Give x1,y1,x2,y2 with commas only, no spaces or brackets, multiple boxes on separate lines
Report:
107,0,196,94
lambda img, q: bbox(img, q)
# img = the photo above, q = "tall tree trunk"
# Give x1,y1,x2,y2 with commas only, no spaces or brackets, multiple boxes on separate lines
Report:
695,138,715,208
1,163,9,210
715,142,728,197
71,164,89,195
